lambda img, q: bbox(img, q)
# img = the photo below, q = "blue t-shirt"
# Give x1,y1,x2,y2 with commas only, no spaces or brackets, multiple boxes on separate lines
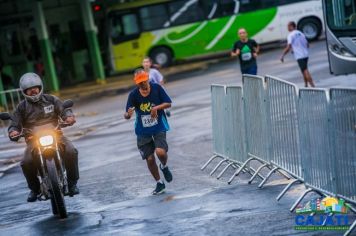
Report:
126,83,172,136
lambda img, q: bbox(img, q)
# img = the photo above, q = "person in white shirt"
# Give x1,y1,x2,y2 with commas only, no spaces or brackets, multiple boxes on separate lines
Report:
142,57,171,117
142,57,164,85
280,21,315,87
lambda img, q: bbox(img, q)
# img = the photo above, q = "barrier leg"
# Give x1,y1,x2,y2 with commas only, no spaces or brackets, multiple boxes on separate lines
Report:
276,179,301,201
201,155,219,170
276,169,291,180
210,159,229,176
248,163,269,184
230,163,244,172
231,163,240,169
290,188,314,212
258,167,280,188
217,162,238,180
344,219,356,236
348,205,356,214
227,157,255,184
248,167,265,180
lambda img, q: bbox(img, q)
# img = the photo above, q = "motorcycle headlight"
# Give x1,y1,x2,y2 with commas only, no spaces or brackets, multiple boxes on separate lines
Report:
39,135,54,147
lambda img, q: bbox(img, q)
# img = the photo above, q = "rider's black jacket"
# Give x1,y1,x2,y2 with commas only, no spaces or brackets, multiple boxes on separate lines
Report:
8,94,73,134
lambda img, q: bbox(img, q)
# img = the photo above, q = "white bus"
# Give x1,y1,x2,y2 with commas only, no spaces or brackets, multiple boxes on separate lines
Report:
323,0,356,75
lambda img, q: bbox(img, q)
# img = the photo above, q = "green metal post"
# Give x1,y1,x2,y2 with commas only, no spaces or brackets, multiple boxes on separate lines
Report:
0,74,7,109
33,0,59,93
79,0,106,84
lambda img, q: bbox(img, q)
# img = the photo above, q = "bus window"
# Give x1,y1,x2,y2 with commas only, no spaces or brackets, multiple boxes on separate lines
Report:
110,12,140,44
139,4,169,31
326,0,356,31
239,0,262,12
200,0,218,19
219,0,241,15
110,16,123,39
122,14,140,35
168,0,204,26
201,0,241,19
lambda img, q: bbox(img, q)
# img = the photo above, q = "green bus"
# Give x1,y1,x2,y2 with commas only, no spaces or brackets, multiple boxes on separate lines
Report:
107,0,324,72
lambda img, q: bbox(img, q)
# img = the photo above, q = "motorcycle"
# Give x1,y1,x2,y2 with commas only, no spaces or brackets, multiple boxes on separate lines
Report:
0,100,75,219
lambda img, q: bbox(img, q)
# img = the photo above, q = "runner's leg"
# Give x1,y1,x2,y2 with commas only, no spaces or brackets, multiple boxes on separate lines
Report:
146,154,160,181
304,69,315,87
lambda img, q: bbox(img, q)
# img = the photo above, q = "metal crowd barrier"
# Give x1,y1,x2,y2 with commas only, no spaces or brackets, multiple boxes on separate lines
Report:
201,85,257,179
202,75,356,236
215,86,249,179
330,88,356,205
226,75,270,184
261,76,303,197
0,88,22,112
289,89,336,212
227,75,290,185
0,88,22,136
201,85,230,173
330,89,356,236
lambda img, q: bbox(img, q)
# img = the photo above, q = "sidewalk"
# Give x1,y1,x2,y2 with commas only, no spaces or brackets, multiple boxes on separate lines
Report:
58,61,210,102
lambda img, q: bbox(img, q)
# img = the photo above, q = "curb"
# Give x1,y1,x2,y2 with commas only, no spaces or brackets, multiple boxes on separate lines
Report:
60,61,211,104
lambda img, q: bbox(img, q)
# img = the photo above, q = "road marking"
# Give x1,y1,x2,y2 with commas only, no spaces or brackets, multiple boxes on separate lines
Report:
0,148,25,156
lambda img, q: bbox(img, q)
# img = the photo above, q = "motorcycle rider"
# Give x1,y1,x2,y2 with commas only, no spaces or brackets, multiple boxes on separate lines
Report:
8,73,79,202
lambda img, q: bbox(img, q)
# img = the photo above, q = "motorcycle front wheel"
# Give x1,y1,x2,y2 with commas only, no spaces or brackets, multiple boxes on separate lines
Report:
46,158,67,219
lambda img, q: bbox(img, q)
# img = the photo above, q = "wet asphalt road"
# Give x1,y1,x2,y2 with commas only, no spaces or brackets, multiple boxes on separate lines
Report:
0,40,355,236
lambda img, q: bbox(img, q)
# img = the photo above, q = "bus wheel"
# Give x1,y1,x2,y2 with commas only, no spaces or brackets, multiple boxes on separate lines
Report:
298,18,322,41
150,47,173,67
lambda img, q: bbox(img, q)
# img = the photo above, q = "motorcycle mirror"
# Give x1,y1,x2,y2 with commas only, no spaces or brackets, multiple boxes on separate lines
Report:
0,112,11,121
62,100,74,109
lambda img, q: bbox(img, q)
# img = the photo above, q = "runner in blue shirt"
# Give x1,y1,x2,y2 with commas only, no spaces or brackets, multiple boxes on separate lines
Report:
124,69,173,195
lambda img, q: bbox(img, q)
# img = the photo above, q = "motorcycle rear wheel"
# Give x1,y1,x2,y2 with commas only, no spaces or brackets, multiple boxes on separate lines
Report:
46,159,67,219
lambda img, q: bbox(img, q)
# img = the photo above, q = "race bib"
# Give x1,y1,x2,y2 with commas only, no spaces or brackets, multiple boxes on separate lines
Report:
141,115,158,128
44,105,54,114
241,52,252,61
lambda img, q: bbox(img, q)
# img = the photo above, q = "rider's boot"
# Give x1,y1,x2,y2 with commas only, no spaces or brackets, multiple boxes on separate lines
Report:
68,181,79,197
27,190,40,202
21,162,40,202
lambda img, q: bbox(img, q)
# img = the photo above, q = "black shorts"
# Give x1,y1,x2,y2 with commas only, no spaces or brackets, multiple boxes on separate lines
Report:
137,132,168,160
297,57,309,72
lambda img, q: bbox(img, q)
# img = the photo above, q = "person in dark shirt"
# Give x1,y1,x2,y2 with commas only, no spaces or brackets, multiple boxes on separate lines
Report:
124,69,173,195
231,28,260,75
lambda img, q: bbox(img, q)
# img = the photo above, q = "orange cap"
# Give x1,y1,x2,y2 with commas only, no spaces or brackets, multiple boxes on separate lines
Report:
134,71,149,84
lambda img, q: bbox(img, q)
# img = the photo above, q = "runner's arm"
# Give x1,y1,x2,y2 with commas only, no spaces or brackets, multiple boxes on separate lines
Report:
124,107,135,119
155,69,164,85
231,42,240,57
280,44,291,62
152,103,171,111
124,93,135,120
253,40,260,54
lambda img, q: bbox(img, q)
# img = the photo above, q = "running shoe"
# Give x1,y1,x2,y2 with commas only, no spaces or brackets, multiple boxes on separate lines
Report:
160,164,173,183
152,182,165,195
